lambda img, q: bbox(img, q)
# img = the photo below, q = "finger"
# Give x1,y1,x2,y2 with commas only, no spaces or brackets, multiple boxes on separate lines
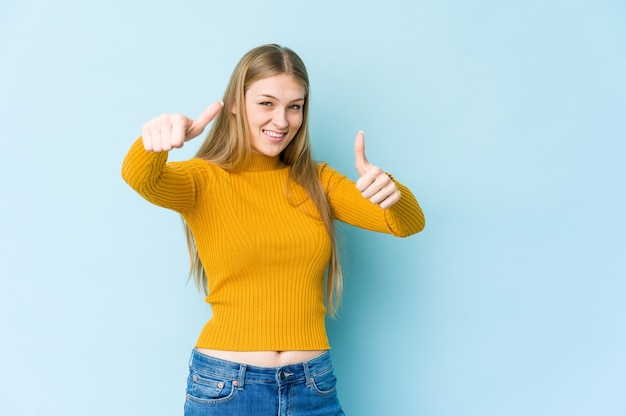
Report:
159,115,173,151
170,114,188,149
377,188,401,209
354,130,369,176
188,100,224,140
149,118,162,152
368,180,399,205
358,169,390,198
355,164,382,192
141,121,153,151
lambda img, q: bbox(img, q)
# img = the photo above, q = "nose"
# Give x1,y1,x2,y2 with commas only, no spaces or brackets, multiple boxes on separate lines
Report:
272,108,289,129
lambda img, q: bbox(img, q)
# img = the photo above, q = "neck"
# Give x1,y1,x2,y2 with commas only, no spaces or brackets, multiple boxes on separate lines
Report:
246,152,287,172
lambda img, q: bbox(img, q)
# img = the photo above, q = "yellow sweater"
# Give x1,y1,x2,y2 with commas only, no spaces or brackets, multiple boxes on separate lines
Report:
122,138,425,351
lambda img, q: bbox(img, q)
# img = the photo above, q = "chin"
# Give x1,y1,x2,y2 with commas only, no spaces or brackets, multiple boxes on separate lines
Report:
264,149,283,157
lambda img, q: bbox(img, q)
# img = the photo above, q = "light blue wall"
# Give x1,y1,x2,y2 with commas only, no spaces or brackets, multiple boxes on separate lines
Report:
1,0,624,415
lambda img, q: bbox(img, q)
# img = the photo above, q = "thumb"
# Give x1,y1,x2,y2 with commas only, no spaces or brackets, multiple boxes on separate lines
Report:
187,100,224,140
354,130,369,176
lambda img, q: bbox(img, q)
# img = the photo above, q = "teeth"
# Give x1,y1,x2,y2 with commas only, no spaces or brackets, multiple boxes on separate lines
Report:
264,130,285,138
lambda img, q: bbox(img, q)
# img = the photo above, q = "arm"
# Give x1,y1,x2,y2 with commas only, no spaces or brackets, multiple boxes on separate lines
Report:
121,138,207,213
319,131,424,236
319,163,425,237
121,101,223,212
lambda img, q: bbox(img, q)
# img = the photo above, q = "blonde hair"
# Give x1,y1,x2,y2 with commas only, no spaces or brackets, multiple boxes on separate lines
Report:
184,44,343,316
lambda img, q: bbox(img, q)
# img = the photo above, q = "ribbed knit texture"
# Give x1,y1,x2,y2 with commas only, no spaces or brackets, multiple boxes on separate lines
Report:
122,138,425,351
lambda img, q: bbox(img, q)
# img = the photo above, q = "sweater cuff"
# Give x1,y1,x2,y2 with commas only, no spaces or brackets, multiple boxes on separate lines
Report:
383,179,426,237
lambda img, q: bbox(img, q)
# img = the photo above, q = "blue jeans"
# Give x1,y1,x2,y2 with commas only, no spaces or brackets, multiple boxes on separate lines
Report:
184,349,345,416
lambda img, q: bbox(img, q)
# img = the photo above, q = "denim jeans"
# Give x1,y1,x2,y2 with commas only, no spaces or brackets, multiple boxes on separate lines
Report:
184,349,345,416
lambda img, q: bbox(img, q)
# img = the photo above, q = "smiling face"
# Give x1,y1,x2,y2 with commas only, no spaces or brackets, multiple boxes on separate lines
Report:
244,73,306,157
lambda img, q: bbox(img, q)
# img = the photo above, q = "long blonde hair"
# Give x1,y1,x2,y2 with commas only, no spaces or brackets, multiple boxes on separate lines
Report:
184,44,343,316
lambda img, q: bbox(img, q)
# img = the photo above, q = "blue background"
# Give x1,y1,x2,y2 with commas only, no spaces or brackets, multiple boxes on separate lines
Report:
1,1,625,415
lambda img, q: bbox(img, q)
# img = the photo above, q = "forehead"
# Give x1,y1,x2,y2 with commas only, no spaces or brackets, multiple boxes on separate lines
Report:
246,74,306,99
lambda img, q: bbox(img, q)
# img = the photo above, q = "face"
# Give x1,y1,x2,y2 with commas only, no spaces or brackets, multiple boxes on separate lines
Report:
243,73,306,157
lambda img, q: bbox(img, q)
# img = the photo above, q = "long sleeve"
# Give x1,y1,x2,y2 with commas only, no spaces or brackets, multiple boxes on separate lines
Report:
120,145,424,350
318,163,425,237
121,137,210,214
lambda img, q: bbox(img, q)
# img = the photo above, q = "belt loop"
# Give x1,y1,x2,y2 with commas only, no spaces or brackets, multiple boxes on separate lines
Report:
237,364,247,390
303,360,312,388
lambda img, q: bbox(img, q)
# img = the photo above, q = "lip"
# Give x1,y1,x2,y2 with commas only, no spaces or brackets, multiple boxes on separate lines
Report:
263,129,287,143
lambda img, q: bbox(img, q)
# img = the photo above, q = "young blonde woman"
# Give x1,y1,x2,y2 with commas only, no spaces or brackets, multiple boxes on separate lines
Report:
122,44,425,416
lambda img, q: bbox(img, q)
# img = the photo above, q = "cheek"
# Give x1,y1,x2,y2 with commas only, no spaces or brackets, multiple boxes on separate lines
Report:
246,112,263,129
289,113,304,129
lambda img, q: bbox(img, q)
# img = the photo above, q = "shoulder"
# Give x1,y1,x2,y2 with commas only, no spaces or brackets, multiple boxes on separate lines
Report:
315,162,339,176
315,162,352,190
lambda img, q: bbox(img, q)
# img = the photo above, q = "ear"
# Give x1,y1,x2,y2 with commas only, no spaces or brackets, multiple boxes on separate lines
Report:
230,102,237,115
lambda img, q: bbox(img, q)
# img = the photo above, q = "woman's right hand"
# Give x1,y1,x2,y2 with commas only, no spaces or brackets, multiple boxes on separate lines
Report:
141,101,223,152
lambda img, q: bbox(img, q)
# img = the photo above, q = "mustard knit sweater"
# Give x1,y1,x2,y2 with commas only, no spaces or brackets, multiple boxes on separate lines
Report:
122,138,425,351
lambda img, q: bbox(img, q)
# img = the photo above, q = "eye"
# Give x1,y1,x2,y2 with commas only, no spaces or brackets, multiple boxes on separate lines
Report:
288,104,302,111
259,101,273,107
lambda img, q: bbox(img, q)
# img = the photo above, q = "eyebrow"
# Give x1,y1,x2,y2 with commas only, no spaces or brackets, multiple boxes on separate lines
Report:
258,94,305,102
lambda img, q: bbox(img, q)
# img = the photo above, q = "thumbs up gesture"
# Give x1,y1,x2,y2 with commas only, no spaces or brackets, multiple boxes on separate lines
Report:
141,101,223,152
354,131,401,209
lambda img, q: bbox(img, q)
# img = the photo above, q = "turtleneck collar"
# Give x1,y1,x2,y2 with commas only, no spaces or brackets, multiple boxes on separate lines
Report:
245,153,288,172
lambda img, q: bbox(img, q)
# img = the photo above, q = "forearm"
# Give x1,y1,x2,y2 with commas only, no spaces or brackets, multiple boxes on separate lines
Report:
121,137,198,212
121,137,169,193
322,164,425,236
382,179,425,237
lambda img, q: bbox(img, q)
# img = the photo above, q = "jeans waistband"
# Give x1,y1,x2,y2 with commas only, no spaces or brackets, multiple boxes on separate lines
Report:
189,349,333,388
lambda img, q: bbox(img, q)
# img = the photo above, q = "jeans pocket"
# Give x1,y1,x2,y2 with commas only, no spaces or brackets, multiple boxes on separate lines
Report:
186,371,237,405
309,368,338,396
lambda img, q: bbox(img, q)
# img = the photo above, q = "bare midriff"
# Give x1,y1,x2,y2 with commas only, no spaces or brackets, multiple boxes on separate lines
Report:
196,348,326,367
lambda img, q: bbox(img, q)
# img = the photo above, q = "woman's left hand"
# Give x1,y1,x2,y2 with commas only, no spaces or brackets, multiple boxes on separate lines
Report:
354,131,401,209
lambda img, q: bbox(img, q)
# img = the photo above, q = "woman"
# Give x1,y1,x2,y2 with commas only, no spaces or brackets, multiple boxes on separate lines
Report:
122,44,425,415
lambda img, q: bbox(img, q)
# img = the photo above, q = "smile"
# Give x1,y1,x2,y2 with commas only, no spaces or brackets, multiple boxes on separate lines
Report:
263,130,286,138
